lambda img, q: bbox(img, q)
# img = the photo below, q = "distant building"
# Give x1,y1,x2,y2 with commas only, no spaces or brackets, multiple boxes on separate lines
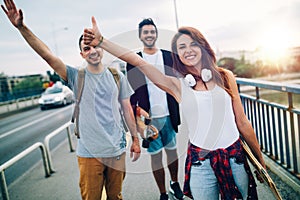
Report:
288,46,300,57
7,74,44,91
0,74,45,102
0,76,9,102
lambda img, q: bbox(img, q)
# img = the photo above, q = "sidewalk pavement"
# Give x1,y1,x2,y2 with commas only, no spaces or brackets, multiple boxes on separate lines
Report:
5,129,299,200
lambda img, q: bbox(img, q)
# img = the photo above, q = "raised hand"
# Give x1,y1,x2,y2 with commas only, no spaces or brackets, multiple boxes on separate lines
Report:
83,16,103,47
1,0,24,28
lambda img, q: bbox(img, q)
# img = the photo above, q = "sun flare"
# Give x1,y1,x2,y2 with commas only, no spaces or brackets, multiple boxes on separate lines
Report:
259,27,291,63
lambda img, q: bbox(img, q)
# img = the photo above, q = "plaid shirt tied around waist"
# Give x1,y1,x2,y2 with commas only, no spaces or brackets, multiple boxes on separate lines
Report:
184,138,258,200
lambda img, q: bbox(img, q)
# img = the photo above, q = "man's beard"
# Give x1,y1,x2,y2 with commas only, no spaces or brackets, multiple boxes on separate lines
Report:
142,39,156,48
86,59,101,66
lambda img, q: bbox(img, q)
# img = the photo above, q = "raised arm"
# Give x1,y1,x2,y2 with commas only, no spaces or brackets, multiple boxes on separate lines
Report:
83,16,182,102
1,0,67,80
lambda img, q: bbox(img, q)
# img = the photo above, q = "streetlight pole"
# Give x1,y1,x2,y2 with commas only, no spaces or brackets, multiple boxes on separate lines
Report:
51,23,68,56
173,0,179,30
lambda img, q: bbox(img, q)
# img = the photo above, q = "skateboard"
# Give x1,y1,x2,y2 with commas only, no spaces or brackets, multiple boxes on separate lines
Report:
241,140,282,200
135,106,159,148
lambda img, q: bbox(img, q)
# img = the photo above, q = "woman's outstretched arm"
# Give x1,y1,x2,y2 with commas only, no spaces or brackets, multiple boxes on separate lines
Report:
83,16,181,102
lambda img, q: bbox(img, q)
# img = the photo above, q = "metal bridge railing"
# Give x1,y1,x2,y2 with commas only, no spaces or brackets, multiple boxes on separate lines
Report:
236,78,300,181
0,142,50,200
0,122,74,200
44,121,75,173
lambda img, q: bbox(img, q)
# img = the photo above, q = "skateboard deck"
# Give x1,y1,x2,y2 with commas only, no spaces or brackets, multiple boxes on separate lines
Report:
241,140,282,200
135,106,158,140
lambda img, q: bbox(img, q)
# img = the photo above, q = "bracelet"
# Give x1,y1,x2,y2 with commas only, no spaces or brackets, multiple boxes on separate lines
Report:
132,136,139,141
97,35,104,47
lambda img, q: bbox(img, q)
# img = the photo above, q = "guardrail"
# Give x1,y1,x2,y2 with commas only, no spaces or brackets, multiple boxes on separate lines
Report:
236,78,300,183
0,95,40,116
0,122,74,200
0,142,50,200
44,121,74,173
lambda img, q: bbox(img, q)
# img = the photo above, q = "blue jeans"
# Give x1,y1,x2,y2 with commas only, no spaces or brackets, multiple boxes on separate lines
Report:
190,157,249,200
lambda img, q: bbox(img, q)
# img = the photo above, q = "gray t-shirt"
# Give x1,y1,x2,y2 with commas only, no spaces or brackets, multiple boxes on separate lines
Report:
65,65,134,158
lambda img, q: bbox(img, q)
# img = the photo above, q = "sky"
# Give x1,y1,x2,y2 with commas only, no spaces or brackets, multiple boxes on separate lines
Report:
0,0,299,76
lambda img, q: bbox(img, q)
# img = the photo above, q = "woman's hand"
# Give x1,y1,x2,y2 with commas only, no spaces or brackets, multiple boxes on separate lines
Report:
83,16,103,47
254,170,265,183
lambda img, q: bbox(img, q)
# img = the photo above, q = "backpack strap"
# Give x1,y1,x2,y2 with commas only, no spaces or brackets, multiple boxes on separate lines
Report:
108,67,120,90
108,67,129,132
71,68,85,138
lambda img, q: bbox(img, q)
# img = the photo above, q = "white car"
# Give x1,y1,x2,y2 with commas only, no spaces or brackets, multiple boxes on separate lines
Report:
39,83,74,110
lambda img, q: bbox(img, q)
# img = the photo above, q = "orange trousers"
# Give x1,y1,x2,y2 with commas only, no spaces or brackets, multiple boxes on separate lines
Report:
77,153,126,200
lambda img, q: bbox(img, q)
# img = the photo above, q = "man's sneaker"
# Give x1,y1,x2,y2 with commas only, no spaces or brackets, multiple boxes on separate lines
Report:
160,193,169,200
169,181,184,199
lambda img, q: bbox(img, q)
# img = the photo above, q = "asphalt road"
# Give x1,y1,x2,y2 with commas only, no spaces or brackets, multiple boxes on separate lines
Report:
0,105,73,186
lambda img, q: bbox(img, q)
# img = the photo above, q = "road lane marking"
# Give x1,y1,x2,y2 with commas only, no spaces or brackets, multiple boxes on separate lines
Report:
0,106,71,140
